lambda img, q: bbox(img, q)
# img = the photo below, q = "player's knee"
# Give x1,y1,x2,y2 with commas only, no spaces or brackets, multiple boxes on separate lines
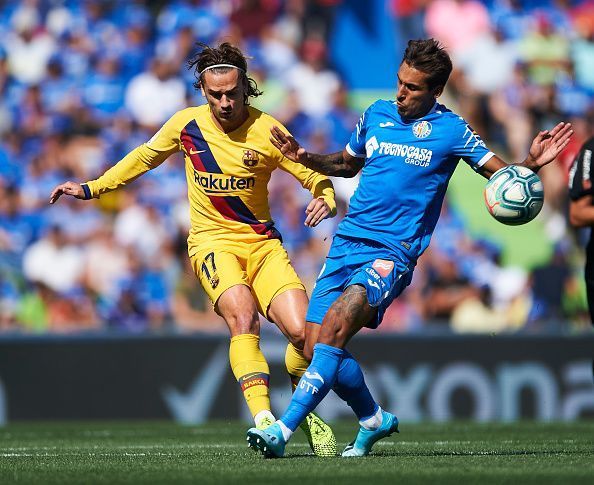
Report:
318,311,349,347
226,313,260,336
286,326,305,350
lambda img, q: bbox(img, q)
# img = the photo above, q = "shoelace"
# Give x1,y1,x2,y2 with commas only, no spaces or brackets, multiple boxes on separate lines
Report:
310,420,325,437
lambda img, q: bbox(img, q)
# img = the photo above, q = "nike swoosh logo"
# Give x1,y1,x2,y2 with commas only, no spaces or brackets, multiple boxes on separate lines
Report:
189,148,206,155
379,122,394,127
367,279,380,290
161,344,228,424
304,371,324,384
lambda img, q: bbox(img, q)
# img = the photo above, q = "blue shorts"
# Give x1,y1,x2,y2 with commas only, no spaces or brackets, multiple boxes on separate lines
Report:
306,235,413,329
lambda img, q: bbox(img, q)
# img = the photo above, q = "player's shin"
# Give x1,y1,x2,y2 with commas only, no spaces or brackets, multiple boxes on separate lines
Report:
229,334,274,427
279,343,344,437
333,350,380,427
285,342,338,456
285,342,308,390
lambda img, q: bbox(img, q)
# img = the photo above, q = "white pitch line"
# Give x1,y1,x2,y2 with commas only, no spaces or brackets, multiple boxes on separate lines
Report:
0,441,487,453
3,440,531,457
0,443,265,456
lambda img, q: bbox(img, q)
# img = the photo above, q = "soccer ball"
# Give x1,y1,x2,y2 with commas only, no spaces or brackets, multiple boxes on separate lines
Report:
484,165,544,225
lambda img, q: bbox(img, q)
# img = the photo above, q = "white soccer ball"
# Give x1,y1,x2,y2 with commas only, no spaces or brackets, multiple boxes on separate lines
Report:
484,165,544,225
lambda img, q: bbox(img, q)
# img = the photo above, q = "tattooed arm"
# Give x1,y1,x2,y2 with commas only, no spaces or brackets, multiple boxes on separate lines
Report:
304,150,364,178
270,126,364,178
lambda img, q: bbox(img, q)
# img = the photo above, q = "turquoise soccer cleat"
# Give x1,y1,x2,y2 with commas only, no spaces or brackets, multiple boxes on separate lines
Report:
342,410,399,457
246,423,286,458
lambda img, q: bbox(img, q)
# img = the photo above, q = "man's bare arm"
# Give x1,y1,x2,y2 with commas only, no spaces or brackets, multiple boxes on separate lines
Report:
478,121,573,179
303,150,364,178
270,125,364,178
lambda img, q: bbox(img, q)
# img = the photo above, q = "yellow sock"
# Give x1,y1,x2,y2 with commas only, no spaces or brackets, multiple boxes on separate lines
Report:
285,342,309,390
229,334,271,419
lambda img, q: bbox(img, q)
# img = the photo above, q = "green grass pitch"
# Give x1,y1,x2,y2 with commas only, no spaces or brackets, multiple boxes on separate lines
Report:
0,421,592,484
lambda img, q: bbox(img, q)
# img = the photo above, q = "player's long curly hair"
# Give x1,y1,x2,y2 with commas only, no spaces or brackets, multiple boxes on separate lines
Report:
188,42,263,105
402,39,453,90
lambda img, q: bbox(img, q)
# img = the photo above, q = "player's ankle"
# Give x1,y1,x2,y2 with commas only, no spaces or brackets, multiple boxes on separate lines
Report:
359,406,383,430
277,420,293,442
254,410,275,428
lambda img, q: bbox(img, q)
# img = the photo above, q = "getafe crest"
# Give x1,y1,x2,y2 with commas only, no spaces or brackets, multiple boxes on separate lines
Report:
412,121,432,138
242,149,259,167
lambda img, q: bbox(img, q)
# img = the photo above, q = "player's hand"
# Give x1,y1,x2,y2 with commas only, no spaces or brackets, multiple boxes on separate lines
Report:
49,181,86,204
525,122,573,171
304,197,331,227
270,126,308,165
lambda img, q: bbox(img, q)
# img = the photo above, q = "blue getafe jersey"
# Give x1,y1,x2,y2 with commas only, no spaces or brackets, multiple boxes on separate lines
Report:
339,100,494,263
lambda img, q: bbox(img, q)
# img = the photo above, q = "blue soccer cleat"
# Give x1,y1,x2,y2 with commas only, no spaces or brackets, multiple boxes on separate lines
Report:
246,423,286,458
342,410,399,457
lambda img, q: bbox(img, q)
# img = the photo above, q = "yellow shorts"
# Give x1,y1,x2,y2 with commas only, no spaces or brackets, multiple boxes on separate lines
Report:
189,237,305,317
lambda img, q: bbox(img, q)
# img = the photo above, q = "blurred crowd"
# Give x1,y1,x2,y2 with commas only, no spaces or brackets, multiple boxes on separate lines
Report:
0,0,593,335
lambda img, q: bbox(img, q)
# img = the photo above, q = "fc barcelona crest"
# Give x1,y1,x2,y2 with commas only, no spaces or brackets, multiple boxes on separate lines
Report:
243,150,259,167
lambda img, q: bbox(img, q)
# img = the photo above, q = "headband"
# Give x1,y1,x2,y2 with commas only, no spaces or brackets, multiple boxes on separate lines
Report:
200,64,245,76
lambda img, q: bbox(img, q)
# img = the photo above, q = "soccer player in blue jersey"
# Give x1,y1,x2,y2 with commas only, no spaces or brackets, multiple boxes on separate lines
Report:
246,38,573,458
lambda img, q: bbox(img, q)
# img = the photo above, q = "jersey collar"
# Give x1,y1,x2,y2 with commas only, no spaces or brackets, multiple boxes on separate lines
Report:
393,101,440,122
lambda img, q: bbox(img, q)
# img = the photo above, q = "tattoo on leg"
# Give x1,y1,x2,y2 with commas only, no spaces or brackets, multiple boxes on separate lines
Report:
332,285,370,325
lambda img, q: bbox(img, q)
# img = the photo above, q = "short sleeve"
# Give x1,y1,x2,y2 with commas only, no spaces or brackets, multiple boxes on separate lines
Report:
449,117,494,170
345,106,371,158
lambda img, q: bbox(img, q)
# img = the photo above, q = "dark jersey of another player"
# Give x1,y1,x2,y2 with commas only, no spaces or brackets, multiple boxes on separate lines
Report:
568,136,594,325
340,100,494,264
568,136,594,201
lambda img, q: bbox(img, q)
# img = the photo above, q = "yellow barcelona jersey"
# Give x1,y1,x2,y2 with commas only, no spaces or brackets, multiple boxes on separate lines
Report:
86,105,336,253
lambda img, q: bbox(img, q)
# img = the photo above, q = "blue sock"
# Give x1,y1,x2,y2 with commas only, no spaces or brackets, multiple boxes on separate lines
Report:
333,350,378,420
280,343,344,432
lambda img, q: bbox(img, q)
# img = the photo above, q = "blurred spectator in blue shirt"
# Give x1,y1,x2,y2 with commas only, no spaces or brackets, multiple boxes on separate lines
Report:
320,82,360,153
271,189,312,255
571,25,594,92
489,0,534,41
103,282,149,333
13,85,52,141
55,29,93,82
0,139,20,185
106,249,171,332
156,0,226,45
119,23,153,82
83,54,126,121
100,114,148,162
554,66,594,119
111,0,152,32
0,184,37,259
0,47,15,136
42,56,81,131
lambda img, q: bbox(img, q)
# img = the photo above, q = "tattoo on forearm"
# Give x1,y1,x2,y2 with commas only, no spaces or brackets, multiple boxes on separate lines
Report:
305,152,360,177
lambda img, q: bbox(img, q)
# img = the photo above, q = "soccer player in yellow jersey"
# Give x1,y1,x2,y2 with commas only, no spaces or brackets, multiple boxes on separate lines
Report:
49,43,337,456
